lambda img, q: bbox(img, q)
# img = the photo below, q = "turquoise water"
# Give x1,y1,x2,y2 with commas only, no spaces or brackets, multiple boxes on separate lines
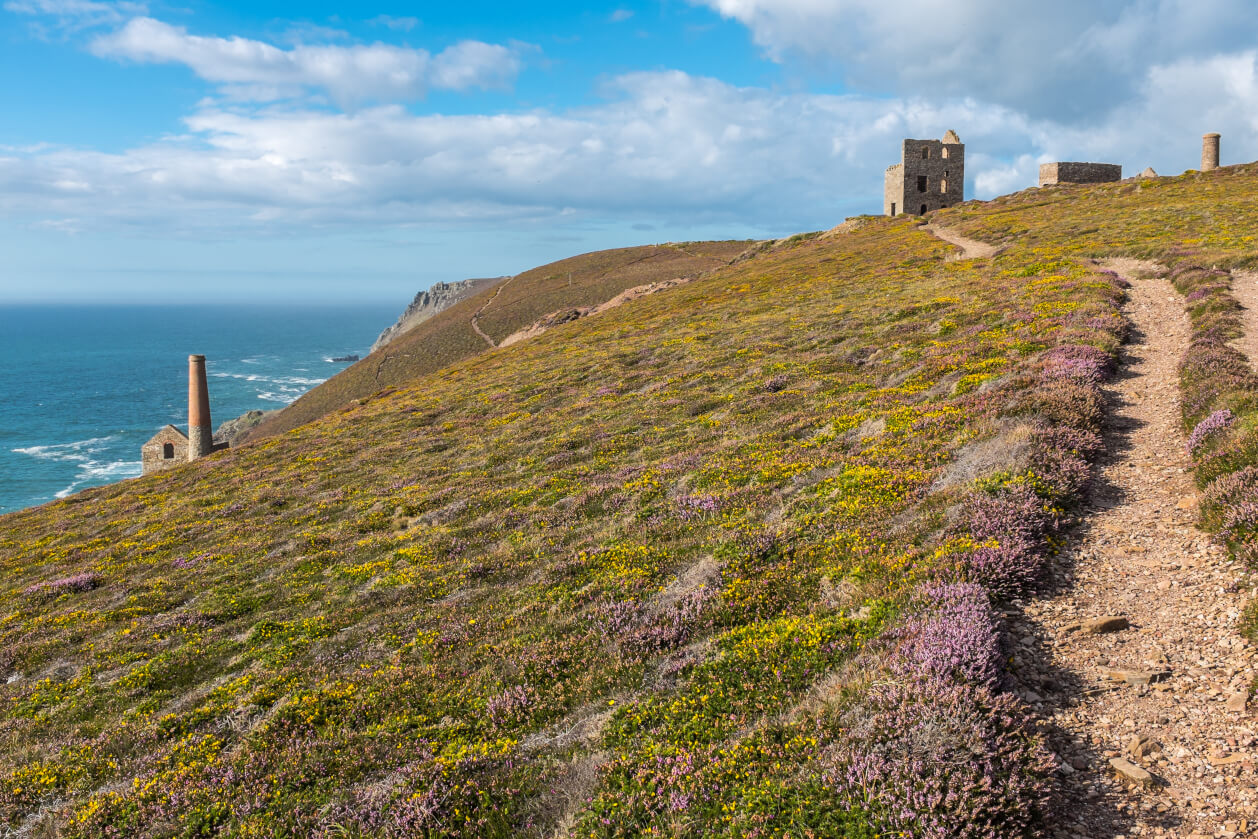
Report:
0,304,397,514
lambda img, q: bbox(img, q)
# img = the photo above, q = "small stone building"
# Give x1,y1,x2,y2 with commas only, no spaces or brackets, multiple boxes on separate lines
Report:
142,425,190,474
141,354,223,476
884,130,965,217
1038,162,1122,188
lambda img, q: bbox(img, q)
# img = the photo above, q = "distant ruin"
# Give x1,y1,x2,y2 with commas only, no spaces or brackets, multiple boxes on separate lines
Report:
884,130,965,217
1038,162,1122,188
1202,133,1221,171
141,355,226,475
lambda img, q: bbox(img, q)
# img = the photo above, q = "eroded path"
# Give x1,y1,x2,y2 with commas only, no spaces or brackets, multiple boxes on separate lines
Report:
1016,262,1256,837
924,223,1000,259
471,277,513,348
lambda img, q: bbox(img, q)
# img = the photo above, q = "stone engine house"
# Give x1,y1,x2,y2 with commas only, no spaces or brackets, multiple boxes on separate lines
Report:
141,354,225,475
884,130,965,217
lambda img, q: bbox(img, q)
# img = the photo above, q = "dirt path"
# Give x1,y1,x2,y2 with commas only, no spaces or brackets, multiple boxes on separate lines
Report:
1013,261,1256,837
924,224,1000,259
1232,270,1258,368
471,278,513,348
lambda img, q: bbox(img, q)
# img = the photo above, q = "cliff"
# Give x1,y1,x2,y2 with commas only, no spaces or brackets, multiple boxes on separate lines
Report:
370,278,502,352
212,409,276,447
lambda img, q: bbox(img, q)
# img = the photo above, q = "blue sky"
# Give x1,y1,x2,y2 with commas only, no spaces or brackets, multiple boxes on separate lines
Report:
3,1,1258,304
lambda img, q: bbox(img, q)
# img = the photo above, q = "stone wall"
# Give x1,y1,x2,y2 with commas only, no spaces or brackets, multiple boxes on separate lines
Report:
885,135,965,216
142,426,189,475
1038,162,1122,188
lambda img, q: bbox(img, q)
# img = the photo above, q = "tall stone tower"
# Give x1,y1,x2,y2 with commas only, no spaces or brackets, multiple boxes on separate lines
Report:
885,130,965,217
1202,133,1221,171
187,354,213,460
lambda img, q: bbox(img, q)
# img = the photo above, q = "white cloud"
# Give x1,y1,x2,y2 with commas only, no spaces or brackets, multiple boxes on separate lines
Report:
4,51,1258,239
5,0,145,31
88,18,524,104
610,9,634,22
693,0,1258,122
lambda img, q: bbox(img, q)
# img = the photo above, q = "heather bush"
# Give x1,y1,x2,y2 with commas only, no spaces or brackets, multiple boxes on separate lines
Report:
1021,377,1104,431
23,572,101,601
891,582,1003,689
958,485,1052,596
823,679,1056,839
1188,409,1235,455
1192,424,1258,487
1201,466,1258,532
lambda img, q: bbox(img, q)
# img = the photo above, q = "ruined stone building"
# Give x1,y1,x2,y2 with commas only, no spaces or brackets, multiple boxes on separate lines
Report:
884,130,965,217
1038,162,1122,187
141,355,224,475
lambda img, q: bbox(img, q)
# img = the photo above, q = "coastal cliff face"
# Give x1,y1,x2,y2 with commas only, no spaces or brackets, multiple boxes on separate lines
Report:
371,278,502,352
213,409,274,447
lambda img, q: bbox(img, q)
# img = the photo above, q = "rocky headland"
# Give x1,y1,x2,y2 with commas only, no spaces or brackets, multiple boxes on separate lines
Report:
370,277,503,352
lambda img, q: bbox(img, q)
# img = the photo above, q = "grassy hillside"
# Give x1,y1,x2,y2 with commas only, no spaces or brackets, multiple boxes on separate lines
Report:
3,167,1258,836
243,242,749,442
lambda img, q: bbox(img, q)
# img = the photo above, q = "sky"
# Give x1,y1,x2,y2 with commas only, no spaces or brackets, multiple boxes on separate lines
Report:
3,1,1258,304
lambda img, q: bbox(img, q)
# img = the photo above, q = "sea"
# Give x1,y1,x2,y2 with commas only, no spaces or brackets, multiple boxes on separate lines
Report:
0,304,398,515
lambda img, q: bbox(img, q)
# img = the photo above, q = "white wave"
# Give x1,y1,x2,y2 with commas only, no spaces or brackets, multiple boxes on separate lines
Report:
13,436,115,462
257,391,298,404
208,371,325,387
15,436,140,500
272,376,326,386
54,460,142,498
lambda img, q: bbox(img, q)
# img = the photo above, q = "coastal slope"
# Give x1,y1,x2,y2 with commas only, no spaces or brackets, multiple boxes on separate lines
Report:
241,241,750,443
3,169,1258,835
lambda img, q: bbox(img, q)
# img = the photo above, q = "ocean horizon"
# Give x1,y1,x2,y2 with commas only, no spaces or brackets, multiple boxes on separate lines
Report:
0,302,398,514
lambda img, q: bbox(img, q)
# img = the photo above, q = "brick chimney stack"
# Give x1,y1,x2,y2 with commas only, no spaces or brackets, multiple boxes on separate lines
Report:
188,354,213,460
1202,133,1221,172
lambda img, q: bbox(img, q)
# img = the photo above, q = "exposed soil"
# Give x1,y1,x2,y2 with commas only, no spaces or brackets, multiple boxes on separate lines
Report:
498,275,695,348
1012,261,1257,838
924,223,1001,260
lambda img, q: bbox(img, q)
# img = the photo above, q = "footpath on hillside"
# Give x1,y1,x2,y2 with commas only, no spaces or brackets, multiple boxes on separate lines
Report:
1018,262,1255,838
926,227,1256,837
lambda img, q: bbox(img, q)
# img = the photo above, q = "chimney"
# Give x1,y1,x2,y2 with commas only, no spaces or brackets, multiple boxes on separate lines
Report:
1202,133,1221,172
188,354,213,460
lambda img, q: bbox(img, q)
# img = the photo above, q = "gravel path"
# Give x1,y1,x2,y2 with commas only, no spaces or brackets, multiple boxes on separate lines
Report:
1013,261,1257,838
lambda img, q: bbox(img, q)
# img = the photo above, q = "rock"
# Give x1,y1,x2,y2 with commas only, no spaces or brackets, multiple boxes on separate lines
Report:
1139,167,1159,178
1227,691,1249,714
1109,757,1155,787
1208,751,1247,767
1101,666,1168,686
214,409,277,447
1176,494,1195,510
1081,615,1130,635
1128,733,1159,759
